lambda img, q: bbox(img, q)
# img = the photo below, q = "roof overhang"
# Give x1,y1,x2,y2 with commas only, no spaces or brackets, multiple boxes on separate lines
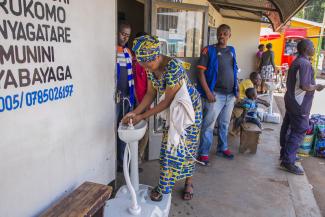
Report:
208,0,311,31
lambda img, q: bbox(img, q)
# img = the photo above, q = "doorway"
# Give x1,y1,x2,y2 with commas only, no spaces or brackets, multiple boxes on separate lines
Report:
117,0,145,46
148,0,208,160
116,0,209,161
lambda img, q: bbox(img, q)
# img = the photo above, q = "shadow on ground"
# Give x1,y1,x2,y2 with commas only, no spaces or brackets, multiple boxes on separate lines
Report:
115,97,322,217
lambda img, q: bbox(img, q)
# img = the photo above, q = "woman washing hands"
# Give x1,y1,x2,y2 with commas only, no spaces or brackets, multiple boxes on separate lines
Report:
122,112,141,126
122,35,202,201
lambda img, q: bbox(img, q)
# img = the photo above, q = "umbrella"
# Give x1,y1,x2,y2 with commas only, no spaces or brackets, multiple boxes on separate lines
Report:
260,27,281,41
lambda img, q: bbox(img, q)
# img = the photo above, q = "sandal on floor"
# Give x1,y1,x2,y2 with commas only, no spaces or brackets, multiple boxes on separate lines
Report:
150,186,163,202
183,183,194,200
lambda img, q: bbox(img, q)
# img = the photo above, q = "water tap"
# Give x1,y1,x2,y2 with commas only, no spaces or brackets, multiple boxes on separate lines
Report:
122,97,132,117
128,118,135,130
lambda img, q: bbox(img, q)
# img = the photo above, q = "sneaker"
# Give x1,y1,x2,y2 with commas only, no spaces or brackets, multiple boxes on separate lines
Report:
280,162,304,175
279,155,301,162
198,156,209,166
217,150,234,160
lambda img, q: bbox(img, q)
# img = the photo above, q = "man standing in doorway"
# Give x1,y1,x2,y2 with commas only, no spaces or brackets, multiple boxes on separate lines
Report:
280,39,325,175
116,22,135,172
197,24,238,165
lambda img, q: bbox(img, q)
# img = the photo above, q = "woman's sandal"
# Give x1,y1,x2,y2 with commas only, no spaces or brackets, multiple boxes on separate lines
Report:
150,186,163,202
183,183,194,200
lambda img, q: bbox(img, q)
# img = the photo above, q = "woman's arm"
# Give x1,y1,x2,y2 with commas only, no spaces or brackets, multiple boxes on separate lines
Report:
133,80,156,115
121,80,156,124
140,83,181,119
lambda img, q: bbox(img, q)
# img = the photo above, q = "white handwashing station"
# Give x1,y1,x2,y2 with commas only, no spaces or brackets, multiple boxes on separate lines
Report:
257,81,281,124
104,118,171,217
104,82,195,217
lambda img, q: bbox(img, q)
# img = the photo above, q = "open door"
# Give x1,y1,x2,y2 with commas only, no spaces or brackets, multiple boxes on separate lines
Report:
148,0,208,160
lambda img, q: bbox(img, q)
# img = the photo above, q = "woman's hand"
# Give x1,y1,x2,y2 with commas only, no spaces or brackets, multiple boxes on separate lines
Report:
121,112,136,124
121,112,143,125
130,114,143,125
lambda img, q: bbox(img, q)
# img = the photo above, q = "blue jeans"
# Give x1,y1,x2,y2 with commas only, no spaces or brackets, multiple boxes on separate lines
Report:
199,92,236,156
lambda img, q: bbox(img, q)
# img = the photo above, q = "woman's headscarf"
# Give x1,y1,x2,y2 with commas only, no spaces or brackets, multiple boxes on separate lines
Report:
132,35,160,63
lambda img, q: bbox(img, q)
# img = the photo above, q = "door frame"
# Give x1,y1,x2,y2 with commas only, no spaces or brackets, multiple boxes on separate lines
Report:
146,0,209,160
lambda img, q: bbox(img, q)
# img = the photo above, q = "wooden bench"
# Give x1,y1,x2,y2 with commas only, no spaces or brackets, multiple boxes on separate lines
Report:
40,181,113,217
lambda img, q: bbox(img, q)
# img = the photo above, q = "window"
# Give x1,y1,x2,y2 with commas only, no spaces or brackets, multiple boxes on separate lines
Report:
284,39,301,56
208,27,217,45
156,8,204,58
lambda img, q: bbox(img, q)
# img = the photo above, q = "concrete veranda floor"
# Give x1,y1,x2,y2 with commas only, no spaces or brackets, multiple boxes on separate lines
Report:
116,102,322,217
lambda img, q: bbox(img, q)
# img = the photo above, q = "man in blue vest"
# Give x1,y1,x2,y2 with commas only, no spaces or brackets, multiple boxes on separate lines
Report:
197,24,238,164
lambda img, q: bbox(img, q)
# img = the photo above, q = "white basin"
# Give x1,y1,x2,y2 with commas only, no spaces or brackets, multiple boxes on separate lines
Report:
265,81,277,91
118,120,148,143
104,184,171,217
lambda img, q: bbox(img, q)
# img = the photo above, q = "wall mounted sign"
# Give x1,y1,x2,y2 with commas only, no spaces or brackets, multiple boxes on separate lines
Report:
0,0,73,113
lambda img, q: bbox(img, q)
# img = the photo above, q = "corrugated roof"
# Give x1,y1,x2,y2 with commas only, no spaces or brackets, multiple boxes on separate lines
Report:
208,0,311,31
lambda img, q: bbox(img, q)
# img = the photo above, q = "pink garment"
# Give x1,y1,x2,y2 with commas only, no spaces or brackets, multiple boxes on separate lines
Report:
256,51,263,58
132,57,148,104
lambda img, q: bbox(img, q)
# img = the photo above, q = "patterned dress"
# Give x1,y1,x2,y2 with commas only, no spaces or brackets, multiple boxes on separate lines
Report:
148,59,202,194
